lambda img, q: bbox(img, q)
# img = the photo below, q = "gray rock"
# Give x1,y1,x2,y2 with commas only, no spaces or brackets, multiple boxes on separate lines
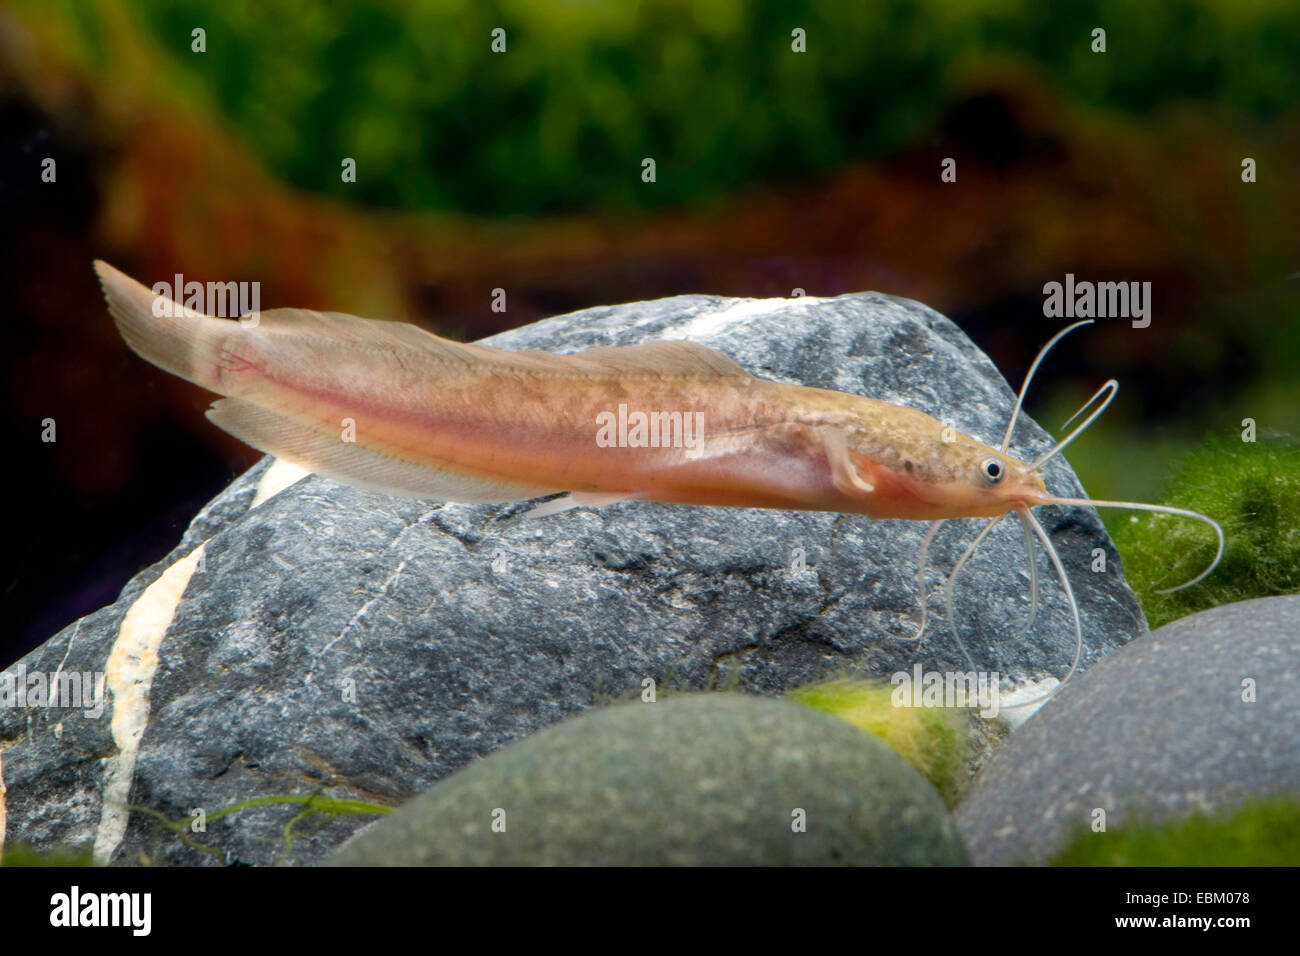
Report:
328,692,967,865
1,292,1142,865
957,595,1300,866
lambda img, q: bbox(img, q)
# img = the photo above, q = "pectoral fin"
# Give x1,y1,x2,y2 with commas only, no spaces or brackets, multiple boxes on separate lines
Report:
821,426,875,495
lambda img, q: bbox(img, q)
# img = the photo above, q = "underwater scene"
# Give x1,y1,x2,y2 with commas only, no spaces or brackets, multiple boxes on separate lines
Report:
1,0,1297,907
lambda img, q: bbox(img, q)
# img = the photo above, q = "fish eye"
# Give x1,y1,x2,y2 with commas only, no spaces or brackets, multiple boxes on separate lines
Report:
980,458,1005,484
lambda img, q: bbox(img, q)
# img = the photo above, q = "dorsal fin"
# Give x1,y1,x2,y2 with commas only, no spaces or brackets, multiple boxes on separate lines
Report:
247,308,753,382
246,308,560,372
562,340,752,380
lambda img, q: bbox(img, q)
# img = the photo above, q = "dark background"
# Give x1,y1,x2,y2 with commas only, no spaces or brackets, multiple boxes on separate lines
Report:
3,0,1298,666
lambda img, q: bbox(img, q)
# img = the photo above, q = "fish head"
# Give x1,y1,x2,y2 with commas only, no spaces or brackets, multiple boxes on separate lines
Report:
910,431,1047,518
846,418,1047,520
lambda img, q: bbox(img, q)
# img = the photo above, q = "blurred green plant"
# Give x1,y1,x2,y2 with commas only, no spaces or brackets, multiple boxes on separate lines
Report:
1049,795,1300,866
787,677,969,807
1109,435,1300,629
0,842,97,866
23,0,1300,215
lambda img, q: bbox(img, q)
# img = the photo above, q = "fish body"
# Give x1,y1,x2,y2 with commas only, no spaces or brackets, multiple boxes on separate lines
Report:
94,261,1045,520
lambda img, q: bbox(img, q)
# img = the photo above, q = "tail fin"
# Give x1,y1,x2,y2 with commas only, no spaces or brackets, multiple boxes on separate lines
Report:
94,260,233,393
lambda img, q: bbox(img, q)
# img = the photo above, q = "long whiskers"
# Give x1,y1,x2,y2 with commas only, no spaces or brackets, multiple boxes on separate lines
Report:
1016,507,1040,633
1028,379,1118,471
905,319,1223,713
943,514,1005,670
906,519,947,643
999,319,1094,453
1030,495,1224,592
943,510,1044,644
1008,503,1084,710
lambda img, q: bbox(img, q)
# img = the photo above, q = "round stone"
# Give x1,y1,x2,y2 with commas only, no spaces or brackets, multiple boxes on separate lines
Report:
957,595,1300,865
330,693,968,865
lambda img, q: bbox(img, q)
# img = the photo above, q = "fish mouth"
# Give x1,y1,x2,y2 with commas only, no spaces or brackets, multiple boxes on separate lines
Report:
1007,490,1051,511
1001,472,1048,506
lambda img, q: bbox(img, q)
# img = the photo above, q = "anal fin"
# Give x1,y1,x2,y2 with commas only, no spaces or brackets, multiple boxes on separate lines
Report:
207,397,556,503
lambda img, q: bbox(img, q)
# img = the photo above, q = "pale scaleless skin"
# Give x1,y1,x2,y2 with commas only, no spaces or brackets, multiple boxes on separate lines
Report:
94,261,1222,705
